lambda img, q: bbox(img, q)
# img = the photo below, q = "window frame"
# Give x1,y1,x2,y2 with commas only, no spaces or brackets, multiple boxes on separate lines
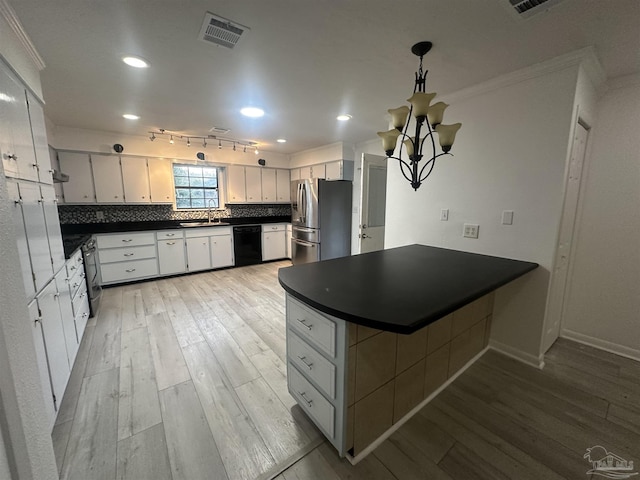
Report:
172,163,223,211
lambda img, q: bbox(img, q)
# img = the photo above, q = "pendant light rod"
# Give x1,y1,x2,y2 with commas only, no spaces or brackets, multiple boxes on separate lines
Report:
148,129,258,150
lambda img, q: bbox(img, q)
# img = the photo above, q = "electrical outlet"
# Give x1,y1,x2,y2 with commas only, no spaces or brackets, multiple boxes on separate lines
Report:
96,211,105,220
440,208,449,221
268,207,274,215
502,210,514,225
463,223,479,239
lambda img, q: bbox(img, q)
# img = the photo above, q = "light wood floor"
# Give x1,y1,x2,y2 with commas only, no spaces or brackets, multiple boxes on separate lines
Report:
52,262,640,480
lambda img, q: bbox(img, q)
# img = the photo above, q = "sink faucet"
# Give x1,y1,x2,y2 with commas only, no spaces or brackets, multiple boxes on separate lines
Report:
207,199,215,224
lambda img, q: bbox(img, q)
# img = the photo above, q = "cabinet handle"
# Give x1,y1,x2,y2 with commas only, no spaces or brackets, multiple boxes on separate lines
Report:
297,391,313,408
32,163,38,169
297,355,313,370
82,313,88,318
166,241,176,245
14,199,23,205
80,293,86,298
122,239,133,243
296,318,313,330
165,233,175,237
34,316,42,324
7,154,17,160
125,268,136,273
124,253,134,257
69,265,76,271
54,292,60,299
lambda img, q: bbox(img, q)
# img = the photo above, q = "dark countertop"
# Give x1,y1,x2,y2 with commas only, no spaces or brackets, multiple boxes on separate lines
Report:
60,216,292,235
62,234,91,259
278,244,538,334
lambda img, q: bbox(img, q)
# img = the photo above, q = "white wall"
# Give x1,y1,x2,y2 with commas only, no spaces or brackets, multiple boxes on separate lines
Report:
289,141,352,167
50,125,291,168
384,64,579,363
561,74,640,360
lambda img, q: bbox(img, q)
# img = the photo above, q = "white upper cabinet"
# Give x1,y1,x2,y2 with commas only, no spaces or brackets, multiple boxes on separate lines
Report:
299,166,311,180
245,166,262,203
148,157,174,203
41,184,66,274
20,182,54,292
261,168,277,203
227,165,246,203
310,164,326,179
0,64,39,182
92,154,124,203
26,92,53,184
290,168,300,181
276,169,291,202
59,152,95,203
121,156,151,203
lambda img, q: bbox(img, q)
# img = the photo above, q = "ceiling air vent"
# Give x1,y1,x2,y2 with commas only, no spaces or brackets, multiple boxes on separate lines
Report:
199,13,249,49
209,126,230,135
502,0,567,20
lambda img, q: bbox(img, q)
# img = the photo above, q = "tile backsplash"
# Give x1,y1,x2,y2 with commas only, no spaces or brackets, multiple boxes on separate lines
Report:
58,203,292,224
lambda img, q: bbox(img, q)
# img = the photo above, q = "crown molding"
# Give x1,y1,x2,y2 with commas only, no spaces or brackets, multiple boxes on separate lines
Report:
0,0,45,71
440,46,605,105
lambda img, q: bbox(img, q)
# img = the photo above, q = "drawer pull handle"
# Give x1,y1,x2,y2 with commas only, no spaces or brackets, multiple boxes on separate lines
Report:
124,253,134,257
165,233,175,237
122,239,133,243
296,318,313,330
166,241,176,245
297,355,313,370
125,268,136,273
298,391,313,408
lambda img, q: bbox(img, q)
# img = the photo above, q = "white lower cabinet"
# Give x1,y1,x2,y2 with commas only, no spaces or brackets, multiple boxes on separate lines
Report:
211,233,234,269
55,268,79,366
36,280,71,414
97,232,159,284
286,224,292,259
157,234,186,275
262,224,287,261
186,237,211,272
28,300,56,428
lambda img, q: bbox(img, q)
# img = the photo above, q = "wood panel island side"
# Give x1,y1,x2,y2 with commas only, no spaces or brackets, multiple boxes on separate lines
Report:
278,244,538,462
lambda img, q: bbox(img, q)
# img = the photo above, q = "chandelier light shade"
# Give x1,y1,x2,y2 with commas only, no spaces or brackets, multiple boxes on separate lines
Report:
378,41,462,190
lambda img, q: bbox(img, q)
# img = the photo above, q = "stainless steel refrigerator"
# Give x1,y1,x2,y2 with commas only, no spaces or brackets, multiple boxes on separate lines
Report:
291,178,352,265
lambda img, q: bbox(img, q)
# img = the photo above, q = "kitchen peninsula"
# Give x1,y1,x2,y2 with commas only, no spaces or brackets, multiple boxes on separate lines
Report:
278,244,538,460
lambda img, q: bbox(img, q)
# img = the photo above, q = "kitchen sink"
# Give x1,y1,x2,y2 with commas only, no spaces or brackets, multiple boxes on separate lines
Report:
179,222,230,227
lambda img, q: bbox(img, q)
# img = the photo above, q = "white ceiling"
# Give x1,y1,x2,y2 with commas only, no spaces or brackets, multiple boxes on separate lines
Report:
10,0,640,154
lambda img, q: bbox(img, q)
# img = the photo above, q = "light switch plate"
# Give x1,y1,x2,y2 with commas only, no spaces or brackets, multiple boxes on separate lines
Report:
96,211,105,220
440,209,449,221
463,223,479,238
502,210,514,225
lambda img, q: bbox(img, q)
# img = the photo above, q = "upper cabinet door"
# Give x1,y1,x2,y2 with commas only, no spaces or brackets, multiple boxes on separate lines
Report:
92,154,124,203
8,181,36,299
121,156,151,203
290,168,300,181
20,182,54,292
310,164,326,179
59,152,95,203
261,168,277,203
245,166,262,203
0,65,38,182
276,169,291,202
41,184,66,274
26,92,53,184
227,165,246,203
148,157,174,203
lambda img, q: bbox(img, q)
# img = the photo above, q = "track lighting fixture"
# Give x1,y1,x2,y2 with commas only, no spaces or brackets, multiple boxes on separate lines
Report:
254,147,259,155
147,129,257,151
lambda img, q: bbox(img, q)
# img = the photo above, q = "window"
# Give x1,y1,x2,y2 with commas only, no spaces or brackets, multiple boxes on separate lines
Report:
173,164,219,209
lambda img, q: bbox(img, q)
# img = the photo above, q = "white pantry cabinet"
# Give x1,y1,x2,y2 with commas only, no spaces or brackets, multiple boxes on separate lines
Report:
20,182,54,292
41,184,66,274
28,300,56,428
26,91,53,184
92,154,124,203
148,157,174,203
8,181,35,298
121,156,151,203
276,169,291,202
59,152,95,203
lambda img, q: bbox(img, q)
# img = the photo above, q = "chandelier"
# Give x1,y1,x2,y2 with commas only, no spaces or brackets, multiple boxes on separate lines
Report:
377,41,462,191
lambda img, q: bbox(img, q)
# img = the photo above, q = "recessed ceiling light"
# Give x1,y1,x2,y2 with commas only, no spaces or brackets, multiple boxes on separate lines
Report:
122,114,139,120
277,138,287,143
240,107,265,118
122,55,149,68
336,114,352,121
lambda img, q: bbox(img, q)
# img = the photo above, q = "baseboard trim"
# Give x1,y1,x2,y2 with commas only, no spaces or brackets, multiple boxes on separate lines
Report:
489,340,545,369
345,346,490,465
561,329,640,362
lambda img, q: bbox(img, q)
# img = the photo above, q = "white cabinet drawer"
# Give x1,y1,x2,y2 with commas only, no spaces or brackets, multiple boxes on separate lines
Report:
184,226,232,238
262,223,286,232
100,258,159,284
98,244,157,264
68,267,86,297
288,363,335,438
67,249,83,274
74,295,90,342
288,331,336,399
96,232,155,249
156,230,184,240
287,296,336,357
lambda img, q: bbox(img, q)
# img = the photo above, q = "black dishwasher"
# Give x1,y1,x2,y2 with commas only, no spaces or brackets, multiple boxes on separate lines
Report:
233,225,262,266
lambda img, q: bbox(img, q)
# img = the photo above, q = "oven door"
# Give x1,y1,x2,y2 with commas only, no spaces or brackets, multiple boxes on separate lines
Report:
292,239,320,265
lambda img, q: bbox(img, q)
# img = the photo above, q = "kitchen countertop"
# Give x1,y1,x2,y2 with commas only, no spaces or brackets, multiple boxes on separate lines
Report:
60,215,292,235
278,244,538,334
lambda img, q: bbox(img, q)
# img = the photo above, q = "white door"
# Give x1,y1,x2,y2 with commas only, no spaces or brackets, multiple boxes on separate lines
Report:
358,153,387,253
211,235,234,268
28,300,56,427
59,152,95,203
26,92,53,184
40,185,66,274
20,182,54,292
542,123,589,353
8,181,35,298
92,154,124,203
121,156,151,203
186,237,211,272
261,168,277,202
325,161,342,180
55,268,79,366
